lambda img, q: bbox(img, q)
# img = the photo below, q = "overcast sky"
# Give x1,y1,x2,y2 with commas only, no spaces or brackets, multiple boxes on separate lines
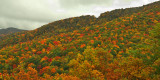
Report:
0,0,159,30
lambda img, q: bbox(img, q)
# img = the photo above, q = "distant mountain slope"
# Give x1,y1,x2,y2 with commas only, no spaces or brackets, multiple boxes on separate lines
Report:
0,27,26,37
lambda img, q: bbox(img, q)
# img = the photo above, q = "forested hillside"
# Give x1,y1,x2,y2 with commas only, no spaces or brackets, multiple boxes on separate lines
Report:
0,1,159,80
0,1,159,49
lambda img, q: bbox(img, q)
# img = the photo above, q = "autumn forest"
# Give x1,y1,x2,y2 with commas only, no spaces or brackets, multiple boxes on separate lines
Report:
0,1,160,80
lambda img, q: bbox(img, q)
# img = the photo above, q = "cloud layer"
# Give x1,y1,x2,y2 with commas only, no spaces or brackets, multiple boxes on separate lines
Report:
0,0,158,30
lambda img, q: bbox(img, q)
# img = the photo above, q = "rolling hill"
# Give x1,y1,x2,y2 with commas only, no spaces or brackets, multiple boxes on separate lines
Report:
0,1,159,80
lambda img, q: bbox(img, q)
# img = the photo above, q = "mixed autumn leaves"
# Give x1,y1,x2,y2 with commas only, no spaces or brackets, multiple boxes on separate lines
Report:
0,1,160,80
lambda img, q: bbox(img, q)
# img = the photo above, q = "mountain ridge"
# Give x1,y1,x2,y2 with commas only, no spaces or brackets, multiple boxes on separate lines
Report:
0,27,26,34
0,27,26,38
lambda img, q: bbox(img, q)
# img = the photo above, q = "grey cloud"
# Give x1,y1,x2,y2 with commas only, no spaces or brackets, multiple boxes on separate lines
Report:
0,16,47,30
0,0,72,30
0,0,58,22
59,0,113,8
